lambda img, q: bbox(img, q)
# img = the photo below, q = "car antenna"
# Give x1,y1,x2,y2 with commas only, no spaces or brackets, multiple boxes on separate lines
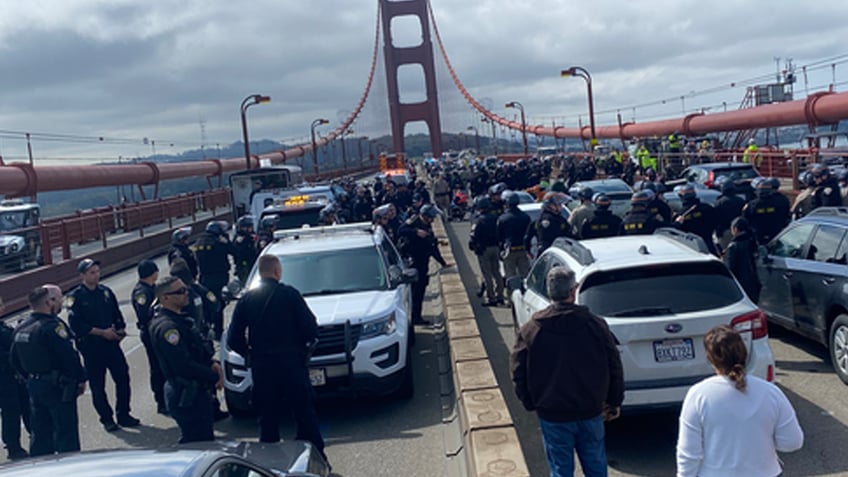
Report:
638,245,650,255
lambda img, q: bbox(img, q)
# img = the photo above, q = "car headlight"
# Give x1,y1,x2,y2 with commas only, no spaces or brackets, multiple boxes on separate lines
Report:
359,312,396,340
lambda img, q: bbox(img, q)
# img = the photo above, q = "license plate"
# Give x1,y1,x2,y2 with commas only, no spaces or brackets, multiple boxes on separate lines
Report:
653,338,695,363
309,368,326,387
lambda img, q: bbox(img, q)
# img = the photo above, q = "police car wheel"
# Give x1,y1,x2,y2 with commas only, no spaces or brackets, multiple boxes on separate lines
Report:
224,390,255,419
829,314,848,385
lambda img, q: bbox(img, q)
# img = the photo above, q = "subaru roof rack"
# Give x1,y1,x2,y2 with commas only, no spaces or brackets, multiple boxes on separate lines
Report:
806,207,848,218
273,222,374,240
653,227,710,254
552,237,595,265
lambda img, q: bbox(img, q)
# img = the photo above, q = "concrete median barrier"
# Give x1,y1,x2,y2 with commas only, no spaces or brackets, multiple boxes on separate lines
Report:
431,216,530,477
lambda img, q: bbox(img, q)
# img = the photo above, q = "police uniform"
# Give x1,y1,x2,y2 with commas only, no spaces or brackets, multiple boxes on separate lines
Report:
648,198,672,223
149,307,217,443
226,277,324,452
620,209,660,235
0,322,29,459
233,230,258,283
813,176,842,209
131,279,166,413
11,313,85,456
168,243,198,280
469,210,502,304
497,206,532,279
524,210,572,255
743,194,790,245
193,231,234,339
398,214,448,324
67,282,135,429
581,209,623,240
676,199,718,255
713,193,746,251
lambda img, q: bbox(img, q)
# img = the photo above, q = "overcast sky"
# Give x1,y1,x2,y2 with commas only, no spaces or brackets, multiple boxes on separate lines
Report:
1,0,847,162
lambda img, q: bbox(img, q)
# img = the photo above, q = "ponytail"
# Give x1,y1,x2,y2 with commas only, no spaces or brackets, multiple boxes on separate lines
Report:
726,363,747,392
704,325,749,393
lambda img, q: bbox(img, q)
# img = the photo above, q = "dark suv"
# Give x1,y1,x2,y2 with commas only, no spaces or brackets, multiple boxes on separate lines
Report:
756,207,848,383
678,162,761,200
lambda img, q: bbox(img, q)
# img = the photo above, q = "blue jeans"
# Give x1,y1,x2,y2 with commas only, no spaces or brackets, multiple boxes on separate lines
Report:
539,414,607,477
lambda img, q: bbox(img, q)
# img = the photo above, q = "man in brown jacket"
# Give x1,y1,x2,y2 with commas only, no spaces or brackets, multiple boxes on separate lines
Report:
510,266,624,477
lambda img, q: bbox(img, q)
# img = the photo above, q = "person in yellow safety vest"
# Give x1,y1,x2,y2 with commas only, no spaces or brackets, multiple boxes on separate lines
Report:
668,133,681,153
742,139,762,167
611,149,624,165
636,145,656,173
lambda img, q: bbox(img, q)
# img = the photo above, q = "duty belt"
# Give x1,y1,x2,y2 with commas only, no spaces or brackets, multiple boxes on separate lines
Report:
510,245,526,251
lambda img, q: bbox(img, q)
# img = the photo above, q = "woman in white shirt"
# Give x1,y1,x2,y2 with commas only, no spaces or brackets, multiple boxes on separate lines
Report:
676,325,804,477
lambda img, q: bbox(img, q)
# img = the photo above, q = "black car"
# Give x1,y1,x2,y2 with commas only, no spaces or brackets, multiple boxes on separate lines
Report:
677,162,761,200
756,207,848,384
0,441,330,477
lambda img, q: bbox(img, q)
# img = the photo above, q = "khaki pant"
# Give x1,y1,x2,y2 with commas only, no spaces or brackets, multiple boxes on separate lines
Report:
502,249,530,280
478,246,503,302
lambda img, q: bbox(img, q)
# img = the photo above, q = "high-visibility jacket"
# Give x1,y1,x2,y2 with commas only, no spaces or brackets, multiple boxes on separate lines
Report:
742,144,761,166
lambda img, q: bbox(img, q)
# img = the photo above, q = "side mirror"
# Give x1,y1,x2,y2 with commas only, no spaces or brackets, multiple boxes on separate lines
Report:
388,264,402,285
758,245,773,264
222,278,243,301
401,267,419,284
506,276,525,294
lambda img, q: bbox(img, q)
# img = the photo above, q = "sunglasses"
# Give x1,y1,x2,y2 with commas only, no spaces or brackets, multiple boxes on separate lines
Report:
164,287,189,296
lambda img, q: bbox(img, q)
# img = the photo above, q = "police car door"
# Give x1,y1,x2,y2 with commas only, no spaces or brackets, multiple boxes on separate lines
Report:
758,223,815,327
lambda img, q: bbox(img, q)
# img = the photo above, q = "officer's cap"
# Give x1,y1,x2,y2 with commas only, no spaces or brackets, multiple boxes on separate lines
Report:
78,258,100,274
137,259,158,279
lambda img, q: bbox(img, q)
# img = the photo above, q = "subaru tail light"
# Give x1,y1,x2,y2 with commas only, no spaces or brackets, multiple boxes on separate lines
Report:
731,309,769,340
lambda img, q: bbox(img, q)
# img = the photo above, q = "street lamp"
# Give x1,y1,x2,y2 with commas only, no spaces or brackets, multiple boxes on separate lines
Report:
561,66,596,147
310,118,330,176
240,94,271,170
340,129,354,171
466,126,480,154
358,136,368,167
481,117,498,155
505,101,528,157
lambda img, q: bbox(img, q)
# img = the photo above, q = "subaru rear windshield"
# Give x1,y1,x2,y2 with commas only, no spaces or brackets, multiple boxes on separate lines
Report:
578,262,742,317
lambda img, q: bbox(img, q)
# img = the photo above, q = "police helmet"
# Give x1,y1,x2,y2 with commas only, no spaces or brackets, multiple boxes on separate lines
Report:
205,220,227,236
593,193,612,209
839,169,848,183
372,204,391,220
474,196,492,212
577,186,595,201
676,183,697,201
638,181,657,193
767,177,781,191
716,176,736,194
172,226,192,244
420,204,441,219
630,191,652,207
502,190,520,207
259,215,278,230
236,215,255,230
754,177,773,196
802,171,815,188
489,182,508,195
811,164,829,179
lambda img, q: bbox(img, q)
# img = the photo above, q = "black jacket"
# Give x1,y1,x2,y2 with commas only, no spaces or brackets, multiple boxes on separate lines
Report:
131,281,156,330
469,212,499,255
713,194,746,237
581,209,622,240
227,278,318,360
723,231,762,303
497,207,532,251
149,308,217,384
11,313,86,382
510,302,624,422
67,284,126,346
525,210,572,254
397,216,447,270
168,244,198,280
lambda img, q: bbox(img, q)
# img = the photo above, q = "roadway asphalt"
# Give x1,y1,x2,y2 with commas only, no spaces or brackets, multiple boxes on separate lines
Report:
0,255,451,477
445,218,848,477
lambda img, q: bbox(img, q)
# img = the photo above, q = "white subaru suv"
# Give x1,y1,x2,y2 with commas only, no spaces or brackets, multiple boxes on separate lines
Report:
508,228,775,411
221,223,417,416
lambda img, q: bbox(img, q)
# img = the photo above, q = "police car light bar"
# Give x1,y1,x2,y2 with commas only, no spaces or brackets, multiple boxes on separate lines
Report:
273,222,374,240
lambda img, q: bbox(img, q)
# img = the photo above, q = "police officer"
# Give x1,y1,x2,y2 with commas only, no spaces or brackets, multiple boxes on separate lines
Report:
581,193,622,239
257,215,277,250
149,276,222,443
497,191,532,280
398,205,451,324
130,259,166,415
11,285,86,456
169,258,229,422
233,215,258,283
743,177,790,245
811,164,842,209
488,182,508,216
713,178,746,253
67,259,139,432
193,220,235,340
568,186,595,237
674,183,719,254
620,191,661,236
168,227,198,280
0,301,29,460
641,181,672,223
226,255,325,457
469,197,502,306
524,192,572,256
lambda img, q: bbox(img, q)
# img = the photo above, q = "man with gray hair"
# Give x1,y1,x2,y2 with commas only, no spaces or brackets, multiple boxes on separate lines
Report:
510,266,624,477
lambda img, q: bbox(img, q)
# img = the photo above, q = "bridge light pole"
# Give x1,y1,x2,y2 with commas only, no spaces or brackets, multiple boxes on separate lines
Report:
340,129,354,171
467,126,480,155
481,117,498,156
240,94,271,170
505,101,528,157
561,66,596,148
310,118,329,176
358,136,368,168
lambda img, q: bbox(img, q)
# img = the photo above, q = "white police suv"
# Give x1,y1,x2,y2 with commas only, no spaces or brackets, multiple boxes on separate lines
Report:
222,223,417,416
508,228,775,411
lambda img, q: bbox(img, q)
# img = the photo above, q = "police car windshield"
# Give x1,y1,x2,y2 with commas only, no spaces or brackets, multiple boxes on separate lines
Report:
579,262,742,317
0,211,27,232
277,246,387,295
263,208,323,230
